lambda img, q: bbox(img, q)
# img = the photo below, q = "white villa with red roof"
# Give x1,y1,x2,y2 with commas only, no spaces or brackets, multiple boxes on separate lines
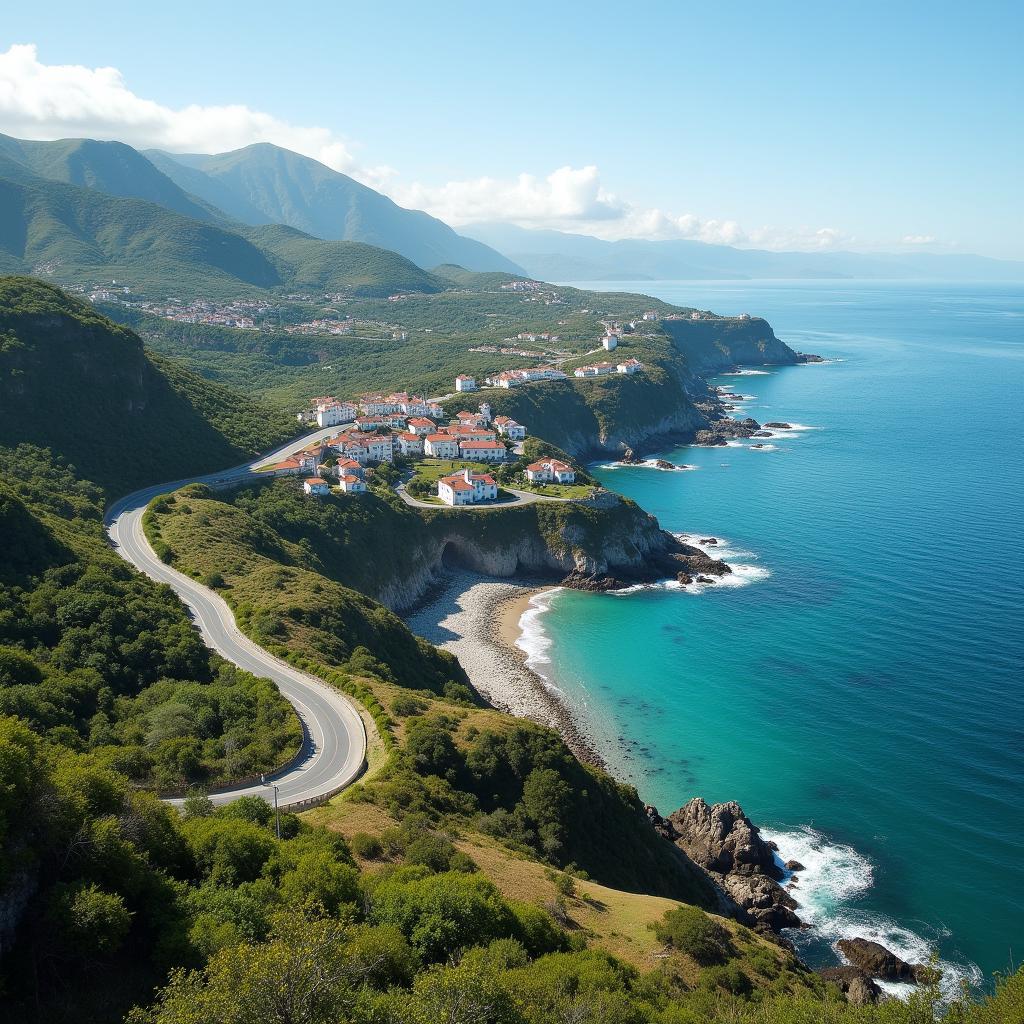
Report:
303,478,330,496
493,415,526,440
525,459,575,484
338,473,367,494
574,361,618,378
406,417,436,436
458,439,506,462
438,468,498,506
395,432,424,456
424,434,461,458
455,374,477,392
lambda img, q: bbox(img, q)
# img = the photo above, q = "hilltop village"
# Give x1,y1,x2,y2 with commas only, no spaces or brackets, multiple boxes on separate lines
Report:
276,387,579,506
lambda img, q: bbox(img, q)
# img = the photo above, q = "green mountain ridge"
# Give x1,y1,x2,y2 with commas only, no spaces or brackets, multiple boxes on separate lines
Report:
0,159,445,299
148,143,526,275
0,132,223,224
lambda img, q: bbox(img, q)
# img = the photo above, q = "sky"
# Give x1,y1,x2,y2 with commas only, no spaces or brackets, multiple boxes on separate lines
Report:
1,0,1022,258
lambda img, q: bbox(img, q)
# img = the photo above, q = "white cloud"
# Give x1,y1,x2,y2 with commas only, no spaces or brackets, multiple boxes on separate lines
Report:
0,43,394,186
901,234,937,245
392,168,855,251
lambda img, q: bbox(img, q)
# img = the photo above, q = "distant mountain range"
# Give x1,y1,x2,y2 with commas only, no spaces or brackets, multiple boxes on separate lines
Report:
463,222,1024,282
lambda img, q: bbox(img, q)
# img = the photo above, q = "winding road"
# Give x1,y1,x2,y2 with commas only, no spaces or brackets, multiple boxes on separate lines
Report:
104,426,581,809
105,431,368,810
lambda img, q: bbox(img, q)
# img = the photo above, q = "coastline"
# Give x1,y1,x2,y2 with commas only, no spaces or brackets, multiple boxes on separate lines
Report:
404,570,605,767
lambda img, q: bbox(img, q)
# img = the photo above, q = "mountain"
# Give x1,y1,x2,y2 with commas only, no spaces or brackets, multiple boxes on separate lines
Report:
147,143,526,274
0,156,444,298
464,222,1024,282
0,132,222,224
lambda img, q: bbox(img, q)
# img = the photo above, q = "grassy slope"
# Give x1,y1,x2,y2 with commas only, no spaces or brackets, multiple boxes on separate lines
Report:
0,276,295,495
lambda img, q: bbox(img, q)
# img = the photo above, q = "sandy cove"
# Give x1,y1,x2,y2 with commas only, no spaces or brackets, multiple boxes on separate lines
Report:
404,570,604,767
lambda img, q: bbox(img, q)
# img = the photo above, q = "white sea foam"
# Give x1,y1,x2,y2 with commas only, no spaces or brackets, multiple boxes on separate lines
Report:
514,589,563,686
596,459,698,472
723,368,772,375
762,825,983,1002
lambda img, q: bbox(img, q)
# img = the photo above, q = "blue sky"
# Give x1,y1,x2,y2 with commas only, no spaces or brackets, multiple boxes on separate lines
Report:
2,0,1022,257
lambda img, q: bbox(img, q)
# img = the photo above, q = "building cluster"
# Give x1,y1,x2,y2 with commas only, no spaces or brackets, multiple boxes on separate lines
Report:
574,358,643,378
284,318,354,336
482,367,569,389
280,397,531,505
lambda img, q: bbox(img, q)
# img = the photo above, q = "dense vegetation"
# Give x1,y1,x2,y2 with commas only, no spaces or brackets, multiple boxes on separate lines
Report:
0,277,295,495
0,449,301,792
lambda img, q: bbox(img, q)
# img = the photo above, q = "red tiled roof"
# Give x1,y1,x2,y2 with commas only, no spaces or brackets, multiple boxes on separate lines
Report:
459,440,504,449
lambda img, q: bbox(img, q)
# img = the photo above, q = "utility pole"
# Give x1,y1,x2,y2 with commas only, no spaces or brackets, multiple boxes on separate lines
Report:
262,774,281,840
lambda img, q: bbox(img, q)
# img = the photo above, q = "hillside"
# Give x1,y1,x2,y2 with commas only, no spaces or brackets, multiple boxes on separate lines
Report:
465,221,1024,282
0,161,446,299
0,132,223,223
148,143,526,273
0,276,295,494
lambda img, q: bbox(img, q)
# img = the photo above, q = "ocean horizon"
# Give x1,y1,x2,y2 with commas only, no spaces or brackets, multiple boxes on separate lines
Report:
519,279,1024,995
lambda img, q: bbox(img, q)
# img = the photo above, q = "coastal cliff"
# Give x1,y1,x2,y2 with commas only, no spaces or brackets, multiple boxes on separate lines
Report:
463,316,807,460
382,491,728,610
660,315,805,373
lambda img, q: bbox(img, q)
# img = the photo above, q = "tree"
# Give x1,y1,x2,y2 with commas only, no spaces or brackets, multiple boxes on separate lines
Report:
50,882,133,955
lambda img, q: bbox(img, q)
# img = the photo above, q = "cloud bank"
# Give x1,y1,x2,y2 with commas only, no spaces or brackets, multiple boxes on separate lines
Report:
0,44,900,252
0,43,393,186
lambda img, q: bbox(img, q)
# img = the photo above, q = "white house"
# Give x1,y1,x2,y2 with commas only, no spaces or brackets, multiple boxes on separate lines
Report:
355,416,386,432
338,473,367,494
525,459,576,484
424,434,461,458
406,417,436,436
315,401,357,427
458,439,507,462
454,410,486,427
438,468,498,506
493,415,526,440
303,477,330,496
617,358,643,375
643,311,659,321
446,424,498,441
602,335,618,351
395,432,424,456
455,375,477,392
365,435,394,462
334,457,364,478
478,402,492,423
574,362,618,378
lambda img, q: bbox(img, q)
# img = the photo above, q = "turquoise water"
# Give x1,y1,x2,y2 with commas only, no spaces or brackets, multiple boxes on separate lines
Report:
524,281,1024,990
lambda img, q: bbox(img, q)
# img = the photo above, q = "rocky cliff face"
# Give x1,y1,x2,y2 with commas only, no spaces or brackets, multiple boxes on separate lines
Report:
647,798,801,936
375,492,729,611
660,316,802,374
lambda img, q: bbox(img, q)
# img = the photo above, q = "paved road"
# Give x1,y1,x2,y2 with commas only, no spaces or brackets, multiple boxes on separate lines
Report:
105,433,367,810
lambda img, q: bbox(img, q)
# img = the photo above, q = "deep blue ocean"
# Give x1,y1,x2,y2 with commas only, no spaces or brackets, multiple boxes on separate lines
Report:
521,281,1024,993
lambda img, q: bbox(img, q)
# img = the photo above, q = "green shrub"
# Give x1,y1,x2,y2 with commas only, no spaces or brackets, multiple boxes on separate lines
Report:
350,832,384,860
653,905,733,966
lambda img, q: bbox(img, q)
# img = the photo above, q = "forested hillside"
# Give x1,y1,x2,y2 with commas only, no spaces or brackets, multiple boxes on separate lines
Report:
0,277,294,494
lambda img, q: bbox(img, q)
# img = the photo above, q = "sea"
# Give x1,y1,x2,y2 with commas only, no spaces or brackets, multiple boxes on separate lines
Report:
518,280,1024,995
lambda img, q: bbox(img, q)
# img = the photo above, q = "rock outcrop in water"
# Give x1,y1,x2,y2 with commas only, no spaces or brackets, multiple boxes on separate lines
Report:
646,798,801,935
837,938,928,983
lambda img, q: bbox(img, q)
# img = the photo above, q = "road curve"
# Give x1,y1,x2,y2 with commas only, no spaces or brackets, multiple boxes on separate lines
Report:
105,432,367,810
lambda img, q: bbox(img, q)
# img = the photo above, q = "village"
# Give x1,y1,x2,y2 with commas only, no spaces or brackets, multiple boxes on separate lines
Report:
276,387,579,507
